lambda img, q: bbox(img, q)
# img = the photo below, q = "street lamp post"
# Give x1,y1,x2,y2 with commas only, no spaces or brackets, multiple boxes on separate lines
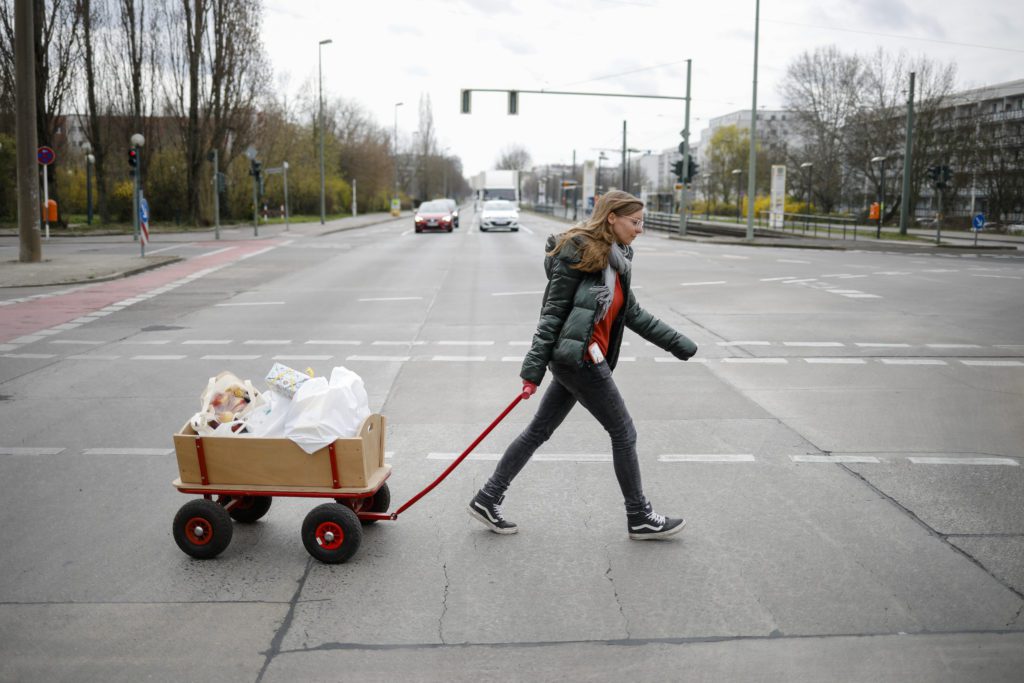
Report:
392,101,403,215
872,155,887,239
83,141,94,225
318,38,332,225
702,173,711,220
732,169,742,221
130,133,145,243
800,162,813,214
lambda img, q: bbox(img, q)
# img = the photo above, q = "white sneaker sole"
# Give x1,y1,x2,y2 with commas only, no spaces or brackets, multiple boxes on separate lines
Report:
629,518,686,540
467,506,518,534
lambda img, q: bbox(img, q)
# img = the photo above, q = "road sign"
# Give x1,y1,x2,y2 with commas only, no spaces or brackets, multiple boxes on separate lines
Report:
37,146,55,166
139,198,150,245
561,180,578,188
972,213,985,231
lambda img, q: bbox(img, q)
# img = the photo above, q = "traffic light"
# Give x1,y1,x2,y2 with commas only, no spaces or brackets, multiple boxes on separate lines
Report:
508,90,518,115
460,89,471,114
672,160,685,181
128,147,138,168
686,158,699,182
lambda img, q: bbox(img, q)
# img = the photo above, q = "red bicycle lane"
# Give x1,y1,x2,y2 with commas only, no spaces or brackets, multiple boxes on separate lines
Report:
1,240,282,344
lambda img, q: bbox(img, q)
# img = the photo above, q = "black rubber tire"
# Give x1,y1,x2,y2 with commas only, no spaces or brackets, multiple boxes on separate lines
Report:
301,503,362,564
173,499,233,559
222,495,272,523
338,482,391,525
511,227,519,232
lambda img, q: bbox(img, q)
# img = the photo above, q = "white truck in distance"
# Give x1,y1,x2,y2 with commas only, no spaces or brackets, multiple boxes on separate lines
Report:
472,170,520,208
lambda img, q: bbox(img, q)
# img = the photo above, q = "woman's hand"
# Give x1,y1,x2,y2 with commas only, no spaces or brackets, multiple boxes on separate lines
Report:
521,380,538,399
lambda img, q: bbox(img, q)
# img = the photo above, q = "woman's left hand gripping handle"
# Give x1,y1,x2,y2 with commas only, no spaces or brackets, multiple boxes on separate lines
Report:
521,380,538,400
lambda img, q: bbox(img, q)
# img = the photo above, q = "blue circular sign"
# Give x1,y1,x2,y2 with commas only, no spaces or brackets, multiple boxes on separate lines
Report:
972,213,985,231
139,198,150,224
37,146,55,166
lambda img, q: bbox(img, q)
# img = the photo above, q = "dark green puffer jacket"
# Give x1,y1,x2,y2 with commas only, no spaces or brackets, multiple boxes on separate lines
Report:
520,233,698,385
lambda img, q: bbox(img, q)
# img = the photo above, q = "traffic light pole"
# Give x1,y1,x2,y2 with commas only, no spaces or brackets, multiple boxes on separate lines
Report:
132,146,140,243
211,149,220,240
898,72,915,236
678,59,692,236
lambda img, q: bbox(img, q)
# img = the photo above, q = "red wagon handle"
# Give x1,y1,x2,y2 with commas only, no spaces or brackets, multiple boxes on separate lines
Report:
361,391,527,521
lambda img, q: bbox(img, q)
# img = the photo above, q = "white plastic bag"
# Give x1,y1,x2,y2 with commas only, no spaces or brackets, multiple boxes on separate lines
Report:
190,371,259,436
283,366,370,454
242,389,292,438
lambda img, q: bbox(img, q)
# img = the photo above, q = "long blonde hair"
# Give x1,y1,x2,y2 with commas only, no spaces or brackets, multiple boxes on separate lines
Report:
548,190,643,272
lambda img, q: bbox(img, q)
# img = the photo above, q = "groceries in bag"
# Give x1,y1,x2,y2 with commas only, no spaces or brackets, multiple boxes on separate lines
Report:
189,371,260,436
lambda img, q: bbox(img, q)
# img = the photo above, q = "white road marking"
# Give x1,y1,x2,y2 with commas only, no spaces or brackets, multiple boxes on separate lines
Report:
183,340,233,345
856,342,911,348
306,340,361,345
760,276,796,281
0,447,65,455
826,289,865,294
839,293,882,298
131,355,187,360
778,259,811,264
243,340,291,345
791,455,880,463
960,360,1024,367
502,356,524,362
215,301,285,306
520,225,535,234
782,278,818,284
717,341,771,346
372,340,426,346
273,355,333,361
659,454,755,463
921,269,959,273
880,359,948,365
357,296,423,302
909,457,1018,466
1,353,56,359
536,453,611,462
720,254,749,260
195,246,236,259
437,341,494,346
49,340,103,345
721,358,788,364
804,358,867,364
834,274,867,279
82,448,173,456
346,355,410,362
783,341,845,347
432,355,486,362
873,271,912,275
67,355,120,360
681,281,727,286
123,340,170,345
617,357,636,362
201,355,261,360
653,357,683,363
492,290,545,296
926,344,981,349
971,274,1021,279
143,244,186,255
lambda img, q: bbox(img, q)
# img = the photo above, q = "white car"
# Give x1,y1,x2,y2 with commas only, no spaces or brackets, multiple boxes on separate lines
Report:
479,200,519,232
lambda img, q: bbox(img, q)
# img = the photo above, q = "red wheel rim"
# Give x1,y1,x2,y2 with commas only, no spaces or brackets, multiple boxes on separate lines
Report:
315,521,344,550
185,517,214,546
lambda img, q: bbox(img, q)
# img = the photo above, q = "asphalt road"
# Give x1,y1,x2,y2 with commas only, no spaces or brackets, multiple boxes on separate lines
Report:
1,206,1023,681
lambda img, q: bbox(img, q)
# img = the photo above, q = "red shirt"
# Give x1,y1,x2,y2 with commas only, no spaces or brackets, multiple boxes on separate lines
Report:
588,273,624,362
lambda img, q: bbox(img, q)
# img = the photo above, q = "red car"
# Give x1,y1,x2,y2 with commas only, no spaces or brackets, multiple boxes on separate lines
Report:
414,200,454,233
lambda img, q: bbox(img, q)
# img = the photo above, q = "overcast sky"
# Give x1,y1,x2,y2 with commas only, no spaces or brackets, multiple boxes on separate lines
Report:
262,0,1024,178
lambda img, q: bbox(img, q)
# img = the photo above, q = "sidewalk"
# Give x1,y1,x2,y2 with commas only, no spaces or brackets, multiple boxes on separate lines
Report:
0,211,407,288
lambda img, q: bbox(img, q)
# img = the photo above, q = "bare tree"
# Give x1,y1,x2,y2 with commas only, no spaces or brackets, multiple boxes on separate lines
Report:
496,144,531,171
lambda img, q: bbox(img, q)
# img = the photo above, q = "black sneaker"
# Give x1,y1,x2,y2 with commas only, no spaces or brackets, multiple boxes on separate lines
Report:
468,492,518,534
627,503,685,540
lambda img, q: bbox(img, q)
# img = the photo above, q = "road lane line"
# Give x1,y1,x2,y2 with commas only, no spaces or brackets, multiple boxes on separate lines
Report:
437,341,495,346
659,454,755,462
244,340,291,345
681,281,727,286
804,358,867,364
0,447,65,455
432,355,486,362
305,340,361,345
783,342,845,347
82,448,173,456
856,343,910,348
346,355,410,362
183,340,233,345
778,259,811,264
492,290,545,296
357,296,423,302
67,355,120,360
791,455,881,463
721,358,788,364
926,344,981,349
215,301,285,307
201,355,261,360
880,359,948,365
909,457,1018,466
501,356,523,362
760,276,795,281
1,353,56,359
717,341,771,346
372,340,426,346
960,360,1024,367
273,355,333,361
131,355,187,360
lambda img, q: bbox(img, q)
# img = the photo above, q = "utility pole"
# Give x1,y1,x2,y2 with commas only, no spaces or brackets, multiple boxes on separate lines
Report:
621,120,627,190
678,58,692,236
898,71,915,236
210,148,220,239
283,162,290,231
15,0,41,262
318,38,332,225
745,0,760,240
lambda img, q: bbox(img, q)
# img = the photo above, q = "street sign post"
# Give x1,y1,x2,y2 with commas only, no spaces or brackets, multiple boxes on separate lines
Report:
38,146,55,239
138,197,150,256
972,213,985,247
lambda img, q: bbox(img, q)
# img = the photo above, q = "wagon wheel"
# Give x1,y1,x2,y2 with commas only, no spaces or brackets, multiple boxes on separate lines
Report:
337,483,391,525
301,503,362,564
173,499,233,559
218,495,273,523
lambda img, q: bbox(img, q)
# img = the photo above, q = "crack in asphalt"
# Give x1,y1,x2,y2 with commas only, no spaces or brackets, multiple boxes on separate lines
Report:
840,464,1024,604
603,548,631,639
439,562,451,645
255,558,314,683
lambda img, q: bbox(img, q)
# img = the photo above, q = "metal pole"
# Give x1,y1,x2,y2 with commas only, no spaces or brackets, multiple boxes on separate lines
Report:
318,39,332,225
936,185,943,246
86,157,93,225
621,120,626,190
283,162,290,231
745,0,760,240
132,146,141,244
42,165,50,240
899,72,915,235
253,170,259,237
212,148,220,240
678,58,691,236
572,149,577,221
877,159,884,239
15,0,41,262
352,177,357,216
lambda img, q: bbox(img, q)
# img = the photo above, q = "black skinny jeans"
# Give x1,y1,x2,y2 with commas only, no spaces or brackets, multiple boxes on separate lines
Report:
481,360,647,515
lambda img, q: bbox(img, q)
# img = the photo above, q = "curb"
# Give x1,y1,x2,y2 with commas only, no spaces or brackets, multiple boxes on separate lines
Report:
0,255,183,289
317,213,410,237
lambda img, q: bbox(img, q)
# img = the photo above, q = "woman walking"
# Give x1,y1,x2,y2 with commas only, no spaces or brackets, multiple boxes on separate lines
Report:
469,191,699,540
